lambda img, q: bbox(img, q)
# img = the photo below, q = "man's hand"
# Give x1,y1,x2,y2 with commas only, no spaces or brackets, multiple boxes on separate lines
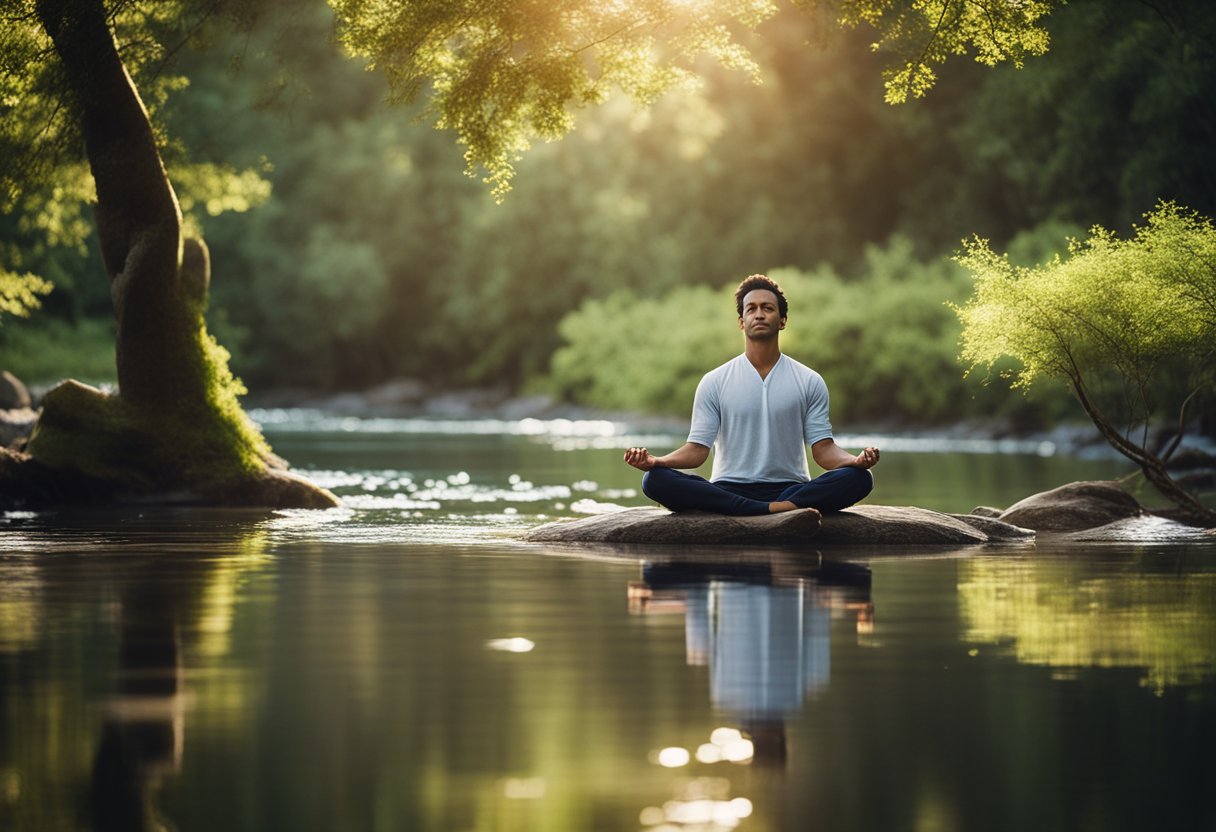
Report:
624,447,660,471
853,447,880,469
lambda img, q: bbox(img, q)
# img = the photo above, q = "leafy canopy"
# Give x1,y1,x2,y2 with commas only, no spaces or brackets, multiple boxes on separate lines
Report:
806,0,1056,103
0,0,272,317
329,0,775,198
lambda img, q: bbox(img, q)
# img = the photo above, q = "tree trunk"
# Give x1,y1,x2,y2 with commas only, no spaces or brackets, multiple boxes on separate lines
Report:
1072,378,1216,527
8,0,338,508
35,0,204,407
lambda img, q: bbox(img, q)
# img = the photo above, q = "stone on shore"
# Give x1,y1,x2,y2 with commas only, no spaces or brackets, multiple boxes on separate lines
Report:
524,504,1034,546
0,371,31,410
996,480,1142,531
1,407,38,448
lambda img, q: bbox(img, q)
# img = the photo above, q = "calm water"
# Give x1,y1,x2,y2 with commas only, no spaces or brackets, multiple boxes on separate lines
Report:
2,413,1214,832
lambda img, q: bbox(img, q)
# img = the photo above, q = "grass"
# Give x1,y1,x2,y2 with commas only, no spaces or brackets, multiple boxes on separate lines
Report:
0,317,117,389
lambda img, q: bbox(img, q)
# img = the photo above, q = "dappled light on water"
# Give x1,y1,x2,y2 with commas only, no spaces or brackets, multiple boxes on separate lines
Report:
258,466,640,544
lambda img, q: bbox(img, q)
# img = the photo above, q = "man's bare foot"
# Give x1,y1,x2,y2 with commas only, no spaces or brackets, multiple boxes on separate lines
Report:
768,501,822,523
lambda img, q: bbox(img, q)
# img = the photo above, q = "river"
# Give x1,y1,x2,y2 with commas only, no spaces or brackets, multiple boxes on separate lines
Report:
2,412,1214,831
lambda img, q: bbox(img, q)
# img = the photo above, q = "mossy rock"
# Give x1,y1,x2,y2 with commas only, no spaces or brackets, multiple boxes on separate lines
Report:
5,380,337,509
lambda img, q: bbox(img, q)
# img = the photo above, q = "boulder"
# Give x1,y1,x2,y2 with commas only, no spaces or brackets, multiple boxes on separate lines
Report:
997,480,1142,531
524,504,1034,547
0,371,31,409
0,446,338,509
1,407,38,448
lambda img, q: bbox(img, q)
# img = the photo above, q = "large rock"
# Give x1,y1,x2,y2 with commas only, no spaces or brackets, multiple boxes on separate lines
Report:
524,504,1034,546
0,446,338,509
0,371,31,409
997,480,1142,531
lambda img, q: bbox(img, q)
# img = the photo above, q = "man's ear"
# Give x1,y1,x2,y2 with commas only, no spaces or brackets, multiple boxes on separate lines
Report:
779,317,787,330
738,317,745,330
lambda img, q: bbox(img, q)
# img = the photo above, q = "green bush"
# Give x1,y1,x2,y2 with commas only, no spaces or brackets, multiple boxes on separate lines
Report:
0,317,116,388
547,238,1075,426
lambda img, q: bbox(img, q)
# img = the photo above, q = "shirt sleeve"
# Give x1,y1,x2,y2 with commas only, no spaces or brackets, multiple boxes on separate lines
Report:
687,373,720,448
803,373,833,445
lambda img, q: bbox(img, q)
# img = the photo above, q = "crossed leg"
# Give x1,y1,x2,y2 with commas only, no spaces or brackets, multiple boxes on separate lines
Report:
641,466,873,517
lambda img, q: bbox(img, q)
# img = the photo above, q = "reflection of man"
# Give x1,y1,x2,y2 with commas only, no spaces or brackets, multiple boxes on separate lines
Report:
624,275,878,524
631,561,874,768
704,581,831,718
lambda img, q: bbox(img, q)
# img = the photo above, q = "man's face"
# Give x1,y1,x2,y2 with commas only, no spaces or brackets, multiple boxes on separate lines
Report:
739,289,785,341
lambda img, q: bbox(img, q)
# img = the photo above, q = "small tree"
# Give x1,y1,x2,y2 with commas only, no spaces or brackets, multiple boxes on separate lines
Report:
954,202,1216,525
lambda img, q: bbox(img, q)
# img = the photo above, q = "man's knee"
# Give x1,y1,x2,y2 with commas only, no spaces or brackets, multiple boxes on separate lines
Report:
642,467,677,501
821,466,872,503
845,466,874,500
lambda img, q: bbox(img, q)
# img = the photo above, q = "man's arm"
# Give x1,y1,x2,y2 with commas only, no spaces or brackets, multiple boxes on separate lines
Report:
811,438,880,471
624,442,710,471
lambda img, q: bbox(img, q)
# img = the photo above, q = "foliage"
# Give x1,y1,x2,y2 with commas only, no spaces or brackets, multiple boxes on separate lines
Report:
954,202,1215,412
550,285,738,414
547,239,1075,425
0,316,114,383
954,201,1216,518
3,0,1215,443
0,268,52,319
0,0,273,279
329,0,775,198
952,0,1216,238
808,0,1056,104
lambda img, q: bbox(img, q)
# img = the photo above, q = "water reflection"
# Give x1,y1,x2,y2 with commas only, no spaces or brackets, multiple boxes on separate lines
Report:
0,519,272,832
958,557,1216,692
631,557,872,769
92,580,185,832
628,557,871,830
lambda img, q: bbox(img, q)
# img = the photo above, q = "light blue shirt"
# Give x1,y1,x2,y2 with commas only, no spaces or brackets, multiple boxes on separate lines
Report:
687,353,833,483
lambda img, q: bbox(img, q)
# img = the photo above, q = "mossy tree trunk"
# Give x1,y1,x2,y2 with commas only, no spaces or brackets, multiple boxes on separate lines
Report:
37,0,210,407
9,0,336,507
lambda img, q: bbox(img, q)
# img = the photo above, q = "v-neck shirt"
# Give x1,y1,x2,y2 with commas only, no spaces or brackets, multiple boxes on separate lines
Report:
687,353,833,483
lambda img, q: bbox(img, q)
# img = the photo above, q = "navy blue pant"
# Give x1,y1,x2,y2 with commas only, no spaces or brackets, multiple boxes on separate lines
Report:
641,466,873,516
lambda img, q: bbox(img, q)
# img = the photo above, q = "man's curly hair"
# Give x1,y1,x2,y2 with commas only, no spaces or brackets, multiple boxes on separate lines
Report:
734,274,788,319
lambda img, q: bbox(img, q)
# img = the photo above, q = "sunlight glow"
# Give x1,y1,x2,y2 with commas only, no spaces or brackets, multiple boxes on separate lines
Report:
662,797,752,827
694,727,754,764
501,777,546,799
655,747,691,767
486,637,535,653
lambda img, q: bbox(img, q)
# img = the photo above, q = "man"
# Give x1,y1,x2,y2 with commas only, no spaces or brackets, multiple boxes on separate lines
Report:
624,274,878,523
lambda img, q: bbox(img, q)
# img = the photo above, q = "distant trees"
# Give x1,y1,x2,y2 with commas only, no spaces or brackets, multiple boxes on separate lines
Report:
955,203,1216,523
548,240,1071,427
4,0,1216,506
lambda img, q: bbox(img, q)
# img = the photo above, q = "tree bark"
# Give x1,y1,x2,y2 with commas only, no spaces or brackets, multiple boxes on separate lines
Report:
36,0,201,409
1071,377,1216,526
15,0,340,508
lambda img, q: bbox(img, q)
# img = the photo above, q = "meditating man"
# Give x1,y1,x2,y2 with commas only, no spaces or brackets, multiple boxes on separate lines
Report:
624,274,879,522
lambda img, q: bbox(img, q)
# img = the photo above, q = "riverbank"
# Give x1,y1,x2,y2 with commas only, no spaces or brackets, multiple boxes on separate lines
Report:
241,378,1216,465
11,371,1216,465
